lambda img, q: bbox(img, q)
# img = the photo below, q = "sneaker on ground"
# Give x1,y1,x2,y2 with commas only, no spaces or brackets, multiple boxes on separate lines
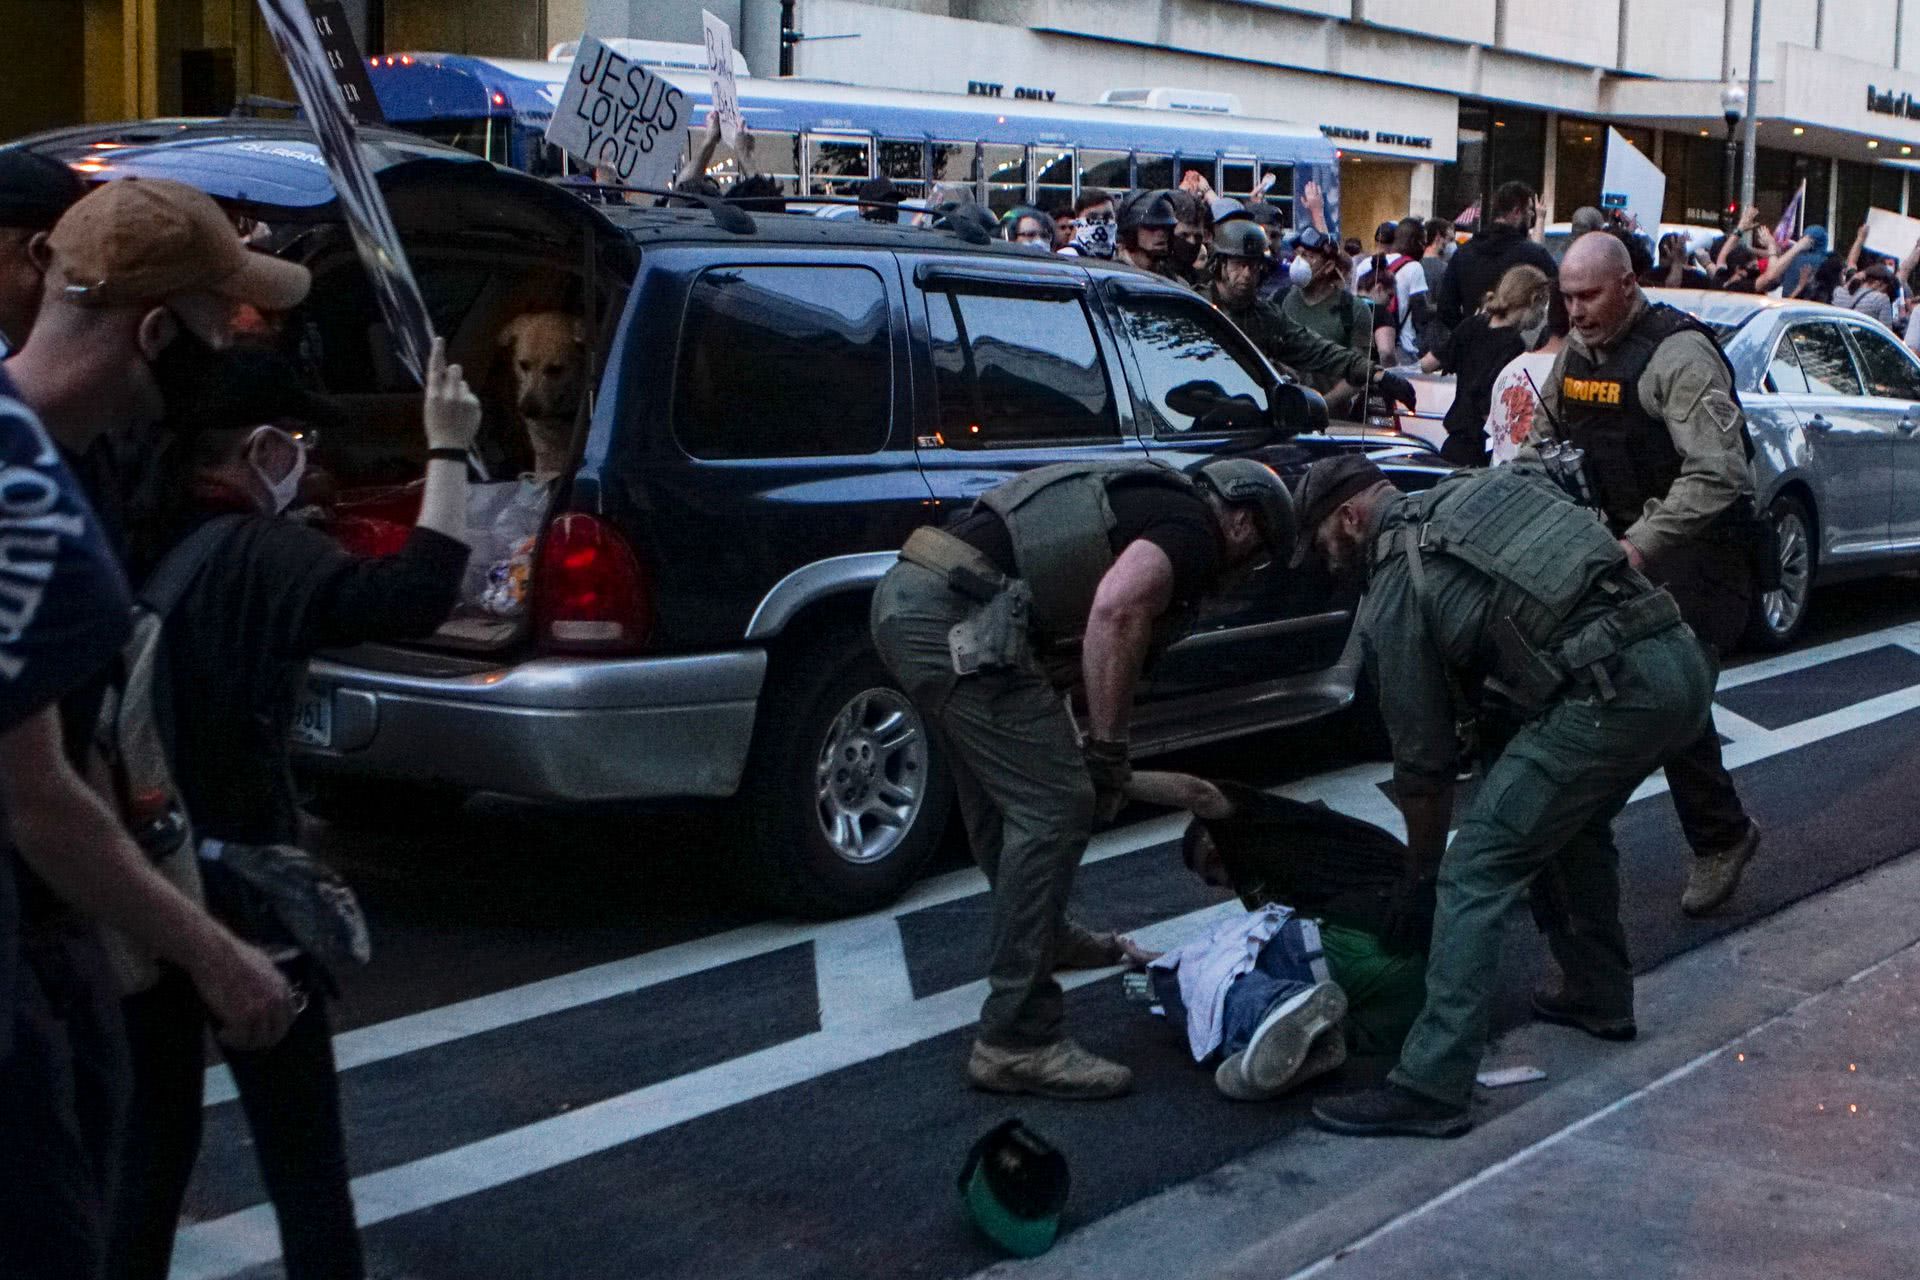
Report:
1681,821,1762,917
1218,1023,1350,1102
968,1038,1134,1100
1530,988,1637,1041
1311,1082,1471,1138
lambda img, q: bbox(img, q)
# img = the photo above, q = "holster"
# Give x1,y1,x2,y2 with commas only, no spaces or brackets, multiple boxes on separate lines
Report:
900,527,1035,675
1489,586,1684,716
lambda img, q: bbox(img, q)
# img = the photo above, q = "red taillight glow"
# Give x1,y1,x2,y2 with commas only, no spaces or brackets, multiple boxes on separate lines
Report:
535,514,654,653
492,91,507,106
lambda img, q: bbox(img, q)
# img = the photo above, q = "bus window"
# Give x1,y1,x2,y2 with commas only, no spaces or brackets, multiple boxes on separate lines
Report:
1136,154,1173,190
1033,146,1074,215
1221,160,1256,198
1176,156,1217,191
411,117,506,165
981,143,1027,215
878,139,926,198
808,135,872,197
1261,163,1295,227
1079,149,1129,197
929,141,976,203
757,131,804,195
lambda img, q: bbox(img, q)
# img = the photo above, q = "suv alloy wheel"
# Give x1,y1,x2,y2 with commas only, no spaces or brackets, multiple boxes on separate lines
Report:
741,625,953,917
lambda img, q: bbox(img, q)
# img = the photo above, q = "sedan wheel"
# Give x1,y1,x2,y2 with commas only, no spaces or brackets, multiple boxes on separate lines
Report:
1748,495,1814,650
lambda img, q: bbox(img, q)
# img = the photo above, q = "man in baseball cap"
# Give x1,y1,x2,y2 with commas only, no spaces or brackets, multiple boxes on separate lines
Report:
0,151,86,354
1290,454,1392,572
6,177,312,462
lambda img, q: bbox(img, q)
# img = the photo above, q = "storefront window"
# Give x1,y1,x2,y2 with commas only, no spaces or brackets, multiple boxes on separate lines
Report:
1751,147,1830,239
1833,160,1897,241
1488,107,1547,206
1434,103,1488,225
1553,121,1654,222
1435,102,1544,231
1661,131,1730,227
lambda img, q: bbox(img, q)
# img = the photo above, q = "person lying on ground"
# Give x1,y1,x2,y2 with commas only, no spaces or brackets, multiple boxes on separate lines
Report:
1124,771,1434,1100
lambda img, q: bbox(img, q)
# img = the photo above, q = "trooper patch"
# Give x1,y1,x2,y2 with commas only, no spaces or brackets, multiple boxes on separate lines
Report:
1699,388,1741,433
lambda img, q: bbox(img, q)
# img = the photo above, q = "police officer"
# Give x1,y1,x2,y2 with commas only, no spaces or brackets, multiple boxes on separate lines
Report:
1534,231,1763,917
870,459,1295,1099
1208,221,1418,417
1115,189,1183,279
1291,456,1714,1137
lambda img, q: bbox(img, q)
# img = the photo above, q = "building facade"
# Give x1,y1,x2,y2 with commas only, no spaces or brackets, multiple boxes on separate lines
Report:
721,0,1920,239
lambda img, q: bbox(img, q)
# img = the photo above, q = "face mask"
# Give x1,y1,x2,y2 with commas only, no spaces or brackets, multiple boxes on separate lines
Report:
146,317,224,416
1520,304,1550,348
245,424,308,515
1289,256,1314,287
1070,213,1115,259
1170,232,1203,271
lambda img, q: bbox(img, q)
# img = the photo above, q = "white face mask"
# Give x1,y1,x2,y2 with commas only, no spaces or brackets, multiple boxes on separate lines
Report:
245,424,308,516
1288,256,1313,287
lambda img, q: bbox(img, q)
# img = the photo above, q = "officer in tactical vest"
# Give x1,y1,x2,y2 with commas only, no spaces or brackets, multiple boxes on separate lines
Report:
1531,231,1763,918
870,458,1295,1099
1292,456,1714,1137
1207,221,1420,419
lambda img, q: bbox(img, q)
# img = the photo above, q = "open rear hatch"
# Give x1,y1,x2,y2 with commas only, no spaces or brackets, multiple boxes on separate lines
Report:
261,159,636,657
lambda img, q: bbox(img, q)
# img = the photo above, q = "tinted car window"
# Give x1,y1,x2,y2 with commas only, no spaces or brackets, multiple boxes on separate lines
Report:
1789,324,1864,397
1847,325,1920,400
1765,329,1809,395
675,266,891,459
1115,295,1271,436
927,290,1118,448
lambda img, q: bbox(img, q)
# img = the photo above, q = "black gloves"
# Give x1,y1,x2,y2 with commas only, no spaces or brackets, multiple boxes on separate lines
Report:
1375,369,1419,412
1083,736,1132,823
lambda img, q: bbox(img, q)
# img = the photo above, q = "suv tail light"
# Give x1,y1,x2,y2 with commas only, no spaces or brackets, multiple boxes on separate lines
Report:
534,513,654,654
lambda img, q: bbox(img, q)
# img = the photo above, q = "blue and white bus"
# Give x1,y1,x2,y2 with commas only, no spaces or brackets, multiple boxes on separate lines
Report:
364,48,1340,230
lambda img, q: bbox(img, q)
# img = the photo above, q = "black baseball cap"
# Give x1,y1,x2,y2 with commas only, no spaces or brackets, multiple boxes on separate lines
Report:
1290,455,1388,566
0,151,85,231
1374,220,1398,244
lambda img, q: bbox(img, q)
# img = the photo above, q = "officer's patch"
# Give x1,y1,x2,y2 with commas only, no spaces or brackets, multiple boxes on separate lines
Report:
1701,389,1741,433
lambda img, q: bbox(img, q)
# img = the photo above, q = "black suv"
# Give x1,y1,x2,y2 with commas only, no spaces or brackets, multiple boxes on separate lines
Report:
15,120,1445,915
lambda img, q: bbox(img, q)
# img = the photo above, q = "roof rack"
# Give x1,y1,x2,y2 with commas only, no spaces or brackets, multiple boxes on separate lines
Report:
565,184,997,245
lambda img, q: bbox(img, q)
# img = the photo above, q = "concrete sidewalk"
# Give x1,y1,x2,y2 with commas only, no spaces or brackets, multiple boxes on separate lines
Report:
978,846,1920,1280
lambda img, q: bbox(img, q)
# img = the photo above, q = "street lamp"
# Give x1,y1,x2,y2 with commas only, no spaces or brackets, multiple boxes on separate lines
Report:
1722,81,1747,230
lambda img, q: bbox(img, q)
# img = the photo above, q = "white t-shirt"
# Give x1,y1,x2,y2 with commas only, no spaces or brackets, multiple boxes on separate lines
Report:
1391,257,1429,357
1484,349,1560,466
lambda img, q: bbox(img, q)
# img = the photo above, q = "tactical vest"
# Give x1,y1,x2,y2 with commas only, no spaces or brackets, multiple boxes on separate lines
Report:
1558,303,1741,536
975,460,1198,639
1375,465,1631,657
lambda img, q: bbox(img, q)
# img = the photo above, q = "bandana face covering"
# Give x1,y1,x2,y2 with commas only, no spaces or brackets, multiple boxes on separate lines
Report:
1070,212,1116,259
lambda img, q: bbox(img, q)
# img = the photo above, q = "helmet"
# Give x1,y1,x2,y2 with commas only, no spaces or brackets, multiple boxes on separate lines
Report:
1116,188,1181,236
1211,220,1271,262
1194,456,1296,567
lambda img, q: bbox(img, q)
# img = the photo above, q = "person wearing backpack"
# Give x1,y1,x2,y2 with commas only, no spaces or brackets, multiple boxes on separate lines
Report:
109,341,480,1280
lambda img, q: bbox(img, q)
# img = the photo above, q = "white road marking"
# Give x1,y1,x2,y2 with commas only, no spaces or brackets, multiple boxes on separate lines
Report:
176,620,1920,1279
171,902,1239,1280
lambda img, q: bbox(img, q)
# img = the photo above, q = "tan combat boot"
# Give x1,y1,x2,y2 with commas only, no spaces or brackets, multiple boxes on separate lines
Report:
967,1039,1134,1100
1681,822,1761,917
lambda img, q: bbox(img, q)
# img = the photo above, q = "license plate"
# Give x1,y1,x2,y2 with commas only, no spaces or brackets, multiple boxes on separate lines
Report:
290,687,333,748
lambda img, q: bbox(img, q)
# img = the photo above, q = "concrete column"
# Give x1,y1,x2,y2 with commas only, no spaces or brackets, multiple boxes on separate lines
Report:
1827,156,1840,229
551,0,589,45
1541,110,1558,225
1409,161,1436,218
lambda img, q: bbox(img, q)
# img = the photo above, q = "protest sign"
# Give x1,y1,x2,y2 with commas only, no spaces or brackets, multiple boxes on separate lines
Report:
1599,129,1665,237
546,36,691,190
305,0,384,124
702,10,743,147
1863,207,1920,263
255,0,435,385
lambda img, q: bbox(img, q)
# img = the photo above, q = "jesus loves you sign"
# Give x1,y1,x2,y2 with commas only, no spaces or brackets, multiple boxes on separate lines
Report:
545,36,691,189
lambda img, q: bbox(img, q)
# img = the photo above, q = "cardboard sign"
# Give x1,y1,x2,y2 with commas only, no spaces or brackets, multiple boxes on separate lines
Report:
1599,128,1665,237
702,10,742,147
1863,207,1920,263
256,0,435,384
546,36,690,189
305,0,383,124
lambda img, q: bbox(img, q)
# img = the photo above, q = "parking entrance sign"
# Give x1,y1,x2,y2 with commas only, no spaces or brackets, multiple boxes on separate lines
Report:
546,36,690,190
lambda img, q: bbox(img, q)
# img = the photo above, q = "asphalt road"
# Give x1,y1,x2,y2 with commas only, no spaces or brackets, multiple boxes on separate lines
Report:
172,577,1920,1280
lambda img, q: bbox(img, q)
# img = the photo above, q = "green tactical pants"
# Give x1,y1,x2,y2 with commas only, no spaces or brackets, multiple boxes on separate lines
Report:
870,561,1095,1049
1390,626,1715,1107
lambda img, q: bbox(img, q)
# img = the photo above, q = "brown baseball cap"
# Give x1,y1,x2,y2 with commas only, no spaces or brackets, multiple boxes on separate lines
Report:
45,178,310,312
1290,454,1388,567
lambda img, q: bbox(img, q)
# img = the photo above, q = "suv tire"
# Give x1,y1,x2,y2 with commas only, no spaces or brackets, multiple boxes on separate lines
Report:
741,627,953,918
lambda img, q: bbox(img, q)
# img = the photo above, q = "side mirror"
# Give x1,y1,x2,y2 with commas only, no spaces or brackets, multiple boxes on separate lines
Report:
1269,379,1329,438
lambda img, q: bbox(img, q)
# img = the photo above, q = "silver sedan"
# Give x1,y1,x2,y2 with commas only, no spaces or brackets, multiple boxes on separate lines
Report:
1651,289,1920,648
